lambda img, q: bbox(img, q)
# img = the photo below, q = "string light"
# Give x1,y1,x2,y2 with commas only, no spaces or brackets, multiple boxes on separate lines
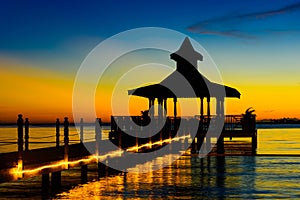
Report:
11,134,190,178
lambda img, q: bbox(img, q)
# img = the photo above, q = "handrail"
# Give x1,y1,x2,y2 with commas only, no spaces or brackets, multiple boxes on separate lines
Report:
111,114,256,133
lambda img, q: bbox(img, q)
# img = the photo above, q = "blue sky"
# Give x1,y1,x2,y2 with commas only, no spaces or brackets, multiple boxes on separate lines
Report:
1,0,299,62
1,1,300,61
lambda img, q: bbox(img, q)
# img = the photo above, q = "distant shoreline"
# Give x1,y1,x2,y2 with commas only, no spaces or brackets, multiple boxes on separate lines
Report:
0,123,300,129
0,122,111,127
256,123,300,129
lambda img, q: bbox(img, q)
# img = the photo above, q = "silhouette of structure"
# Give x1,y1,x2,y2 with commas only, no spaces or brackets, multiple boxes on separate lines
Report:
128,37,240,119
110,37,256,154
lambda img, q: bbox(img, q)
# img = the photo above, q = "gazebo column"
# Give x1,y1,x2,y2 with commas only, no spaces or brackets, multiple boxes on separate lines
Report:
203,97,211,153
207,97,211,118
220,98,224,117
193,97,204,154
157,98,163,143
173,97,178,139
173,97,177,119
149,98,155,117
216,97,225,154
200,97,204,121
163,98,167,118
216,97,224,117
148,98,151,114
216,98,221,117
158,98,163,120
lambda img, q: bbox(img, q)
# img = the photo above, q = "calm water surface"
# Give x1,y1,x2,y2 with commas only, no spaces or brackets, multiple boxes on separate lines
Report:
52,155,300,199
0,127,300,199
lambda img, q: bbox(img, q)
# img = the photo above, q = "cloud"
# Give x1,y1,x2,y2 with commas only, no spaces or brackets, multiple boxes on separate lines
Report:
241,1,300,18
187,1,300,38
188,28,255,39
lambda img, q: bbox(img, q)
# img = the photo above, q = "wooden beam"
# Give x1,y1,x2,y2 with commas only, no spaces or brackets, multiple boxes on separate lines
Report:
173,97,177,118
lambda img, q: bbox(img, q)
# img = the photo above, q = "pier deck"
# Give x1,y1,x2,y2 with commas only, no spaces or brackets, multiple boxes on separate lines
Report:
0,114,257,189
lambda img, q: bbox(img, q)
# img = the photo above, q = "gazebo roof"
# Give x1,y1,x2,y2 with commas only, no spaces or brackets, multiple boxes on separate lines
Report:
128,74,240,99
128,37,240,100
170,37,203,63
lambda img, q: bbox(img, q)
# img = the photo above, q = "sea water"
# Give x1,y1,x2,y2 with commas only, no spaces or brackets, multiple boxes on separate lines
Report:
0,127,300,199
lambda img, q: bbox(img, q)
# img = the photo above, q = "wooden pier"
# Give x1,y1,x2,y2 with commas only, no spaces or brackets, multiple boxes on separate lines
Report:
110,114,257,155
0,115,116,187
0,112,257,195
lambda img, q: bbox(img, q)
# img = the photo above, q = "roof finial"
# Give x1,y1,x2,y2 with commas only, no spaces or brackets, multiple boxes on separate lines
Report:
171,37,203,63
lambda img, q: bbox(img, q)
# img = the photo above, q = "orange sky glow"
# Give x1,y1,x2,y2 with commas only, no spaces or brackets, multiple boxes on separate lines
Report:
1,57,300,123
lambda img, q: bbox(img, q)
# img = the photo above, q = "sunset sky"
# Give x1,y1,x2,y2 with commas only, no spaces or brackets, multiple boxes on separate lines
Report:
1,0,300,123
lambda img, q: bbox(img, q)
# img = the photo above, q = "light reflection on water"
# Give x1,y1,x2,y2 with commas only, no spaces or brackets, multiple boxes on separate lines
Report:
258,128,300,154
55,156,300,199
1,127,300,198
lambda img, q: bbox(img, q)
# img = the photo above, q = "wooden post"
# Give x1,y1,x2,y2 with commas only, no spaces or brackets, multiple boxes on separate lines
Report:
64,117,69,169
158,98,163,121
42,173,50,194
216,98,220,117
252,130,257,155
98,162,106,178
149,98,155,117
191,138,197,154
163,98,167,118
194,97,204,154
220,98,224,117
200,97,204,121
136,128,139,152
216,156,225,188
17,114,23,178
197,136,205,153
56,119,60,147
80,118,84,143
95,118,102,155
24,118,29,151
207,97,211,118
51,171,61,193
173,97,177,119
158,99,163,143
206,137,211,153
217,137,224,154
81,165,88,184
173,97,177,139
118,130,122,149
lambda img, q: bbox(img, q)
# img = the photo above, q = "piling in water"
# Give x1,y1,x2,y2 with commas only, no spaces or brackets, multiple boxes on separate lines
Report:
64,117,69,169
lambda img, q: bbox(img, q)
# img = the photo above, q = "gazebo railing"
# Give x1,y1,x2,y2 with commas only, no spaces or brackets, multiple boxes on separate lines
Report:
194,115,243,131
111,116,180,133
111,114,256,134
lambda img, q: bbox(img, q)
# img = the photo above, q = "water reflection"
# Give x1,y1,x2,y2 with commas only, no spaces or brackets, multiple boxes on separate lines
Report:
1,155,300,199
54,156,259,199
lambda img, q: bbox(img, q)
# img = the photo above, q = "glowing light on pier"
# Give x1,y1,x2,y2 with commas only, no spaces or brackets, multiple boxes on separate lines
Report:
11,135,190,178
126,135,190,152
11,150,124,178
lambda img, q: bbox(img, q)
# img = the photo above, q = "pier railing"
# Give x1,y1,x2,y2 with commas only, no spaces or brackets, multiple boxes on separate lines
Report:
111,114,256,134
0,113,257,190
110,114,257,154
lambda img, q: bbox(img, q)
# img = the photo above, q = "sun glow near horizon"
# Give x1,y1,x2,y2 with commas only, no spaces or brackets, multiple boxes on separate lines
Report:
1,56,300,123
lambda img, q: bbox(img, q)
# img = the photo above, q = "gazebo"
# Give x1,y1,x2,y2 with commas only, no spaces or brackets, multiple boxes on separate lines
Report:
110,38,258,154
128,37,240,121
